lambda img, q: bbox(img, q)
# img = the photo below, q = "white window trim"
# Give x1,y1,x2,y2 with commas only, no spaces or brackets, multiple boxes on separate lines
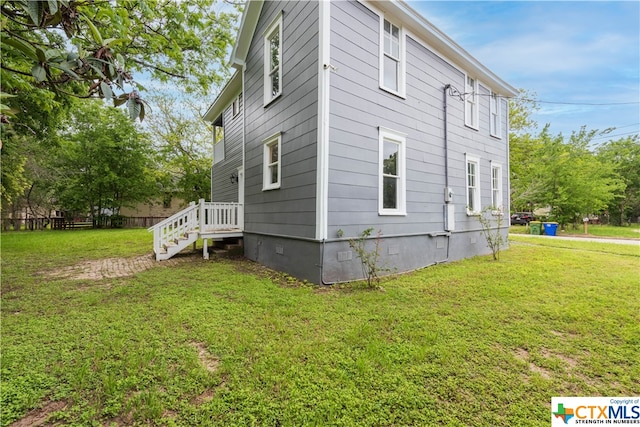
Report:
465,75,479,130
263,13,283,106
232,94,241,118
490,161,503,211
490,91,502,138
465,153,481,216
379,16,406,98
262,132,282,191
378,127,407,216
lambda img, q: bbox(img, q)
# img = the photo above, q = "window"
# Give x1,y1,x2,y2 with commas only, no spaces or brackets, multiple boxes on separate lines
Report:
213,115,224,165
490,92,501,137
264,14,283,105
465,76,478,129
380,18,405,96
491,162,502,210
232,93,241,117
379,127,406,215
263,133,281,190
465,154,481,215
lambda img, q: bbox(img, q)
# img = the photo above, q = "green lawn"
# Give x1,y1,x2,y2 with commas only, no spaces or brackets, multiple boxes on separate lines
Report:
2,230,639,426
510,223,640,239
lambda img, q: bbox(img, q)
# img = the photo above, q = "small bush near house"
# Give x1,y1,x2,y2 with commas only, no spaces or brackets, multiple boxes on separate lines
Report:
477,206,507,260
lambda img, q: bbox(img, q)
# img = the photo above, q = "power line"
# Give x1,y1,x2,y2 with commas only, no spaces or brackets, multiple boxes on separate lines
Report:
446,88,640,106
609,122,640,130
591,130,639,141
442,83,640,106
516,98,640,106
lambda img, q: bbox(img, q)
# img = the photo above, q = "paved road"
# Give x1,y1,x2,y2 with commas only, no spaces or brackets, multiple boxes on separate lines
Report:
512,233,640,246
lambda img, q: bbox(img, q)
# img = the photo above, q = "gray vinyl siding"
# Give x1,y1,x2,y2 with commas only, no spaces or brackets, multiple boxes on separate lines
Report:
326,1,510,239
242,0,319,239
212,95,243,203
328,1,450,238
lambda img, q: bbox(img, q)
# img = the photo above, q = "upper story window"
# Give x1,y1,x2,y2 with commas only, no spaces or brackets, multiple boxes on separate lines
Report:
264,14,283,106
490,92,501,138
379,127,407,215
380,18,405,97
232,93,241,117
465,76,479,129
263,133,281,191
491,162,503,210
466,154,481,215
213,115,224,165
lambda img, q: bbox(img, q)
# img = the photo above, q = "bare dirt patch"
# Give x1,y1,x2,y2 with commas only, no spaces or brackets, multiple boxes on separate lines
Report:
102,411,134,427
528,363,552,379
514,347,552,380
10,400,68,427
192,389,216,405
550,329,579,339
191,342,220,373
514,347,529,361
541,348,578,369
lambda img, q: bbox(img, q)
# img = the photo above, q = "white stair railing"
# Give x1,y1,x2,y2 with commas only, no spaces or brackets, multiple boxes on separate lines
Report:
201,202,243,231
149,200,244,260
149,201,199,256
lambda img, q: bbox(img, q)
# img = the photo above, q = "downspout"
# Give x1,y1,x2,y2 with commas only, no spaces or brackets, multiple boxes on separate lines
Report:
443,84,450,193
317,0,331,284
440,84,452,263
241,63,246,220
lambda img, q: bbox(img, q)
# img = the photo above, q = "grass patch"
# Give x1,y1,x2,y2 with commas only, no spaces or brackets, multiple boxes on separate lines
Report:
510,223,640,239
563,223,640,239
2,230,639,426
509,234,640,257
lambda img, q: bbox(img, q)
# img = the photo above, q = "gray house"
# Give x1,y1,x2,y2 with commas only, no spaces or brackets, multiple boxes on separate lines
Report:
180,0,518,284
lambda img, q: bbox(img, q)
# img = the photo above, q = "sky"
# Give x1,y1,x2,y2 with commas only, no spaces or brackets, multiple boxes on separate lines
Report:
407,1,640,143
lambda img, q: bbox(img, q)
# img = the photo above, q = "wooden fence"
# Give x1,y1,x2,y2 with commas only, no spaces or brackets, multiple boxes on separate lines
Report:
1,217,168,231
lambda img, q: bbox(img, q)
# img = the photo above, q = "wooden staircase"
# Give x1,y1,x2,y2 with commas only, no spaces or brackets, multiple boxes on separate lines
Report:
157,230,200,260
149,199,243,261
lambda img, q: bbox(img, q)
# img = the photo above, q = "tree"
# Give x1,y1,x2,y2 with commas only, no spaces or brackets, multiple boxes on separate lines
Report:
508,89,539,135
144,94,211,202
54,101,156,217
1,0,238,121
1,0,237,214
518,126,624,226
507,92,627,225
596,135,640,224
508,89,541,212
0,84,68,211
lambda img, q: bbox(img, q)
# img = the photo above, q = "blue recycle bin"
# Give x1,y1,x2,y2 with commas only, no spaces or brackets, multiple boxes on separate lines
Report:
543,222,559,236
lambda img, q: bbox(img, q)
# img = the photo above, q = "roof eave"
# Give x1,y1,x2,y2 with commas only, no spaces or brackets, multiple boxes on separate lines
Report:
229,0,264,68
203,71,242,122
203,1,263,123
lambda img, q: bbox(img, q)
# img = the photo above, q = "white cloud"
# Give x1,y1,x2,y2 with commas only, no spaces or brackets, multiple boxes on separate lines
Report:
413,1,640,135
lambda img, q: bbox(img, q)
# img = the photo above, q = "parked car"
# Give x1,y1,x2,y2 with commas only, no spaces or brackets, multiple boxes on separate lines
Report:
510,212,535,225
